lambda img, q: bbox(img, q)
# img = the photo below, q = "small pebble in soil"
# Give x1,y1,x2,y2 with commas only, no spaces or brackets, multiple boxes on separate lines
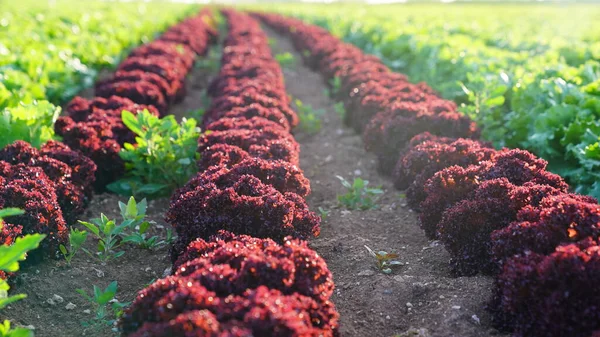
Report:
91,267,104,278
358,269,375,277
83,309,91,314
471,314,481,325
452,305,461,310
394,275,405,282
354,169,362,176
65,303,76,310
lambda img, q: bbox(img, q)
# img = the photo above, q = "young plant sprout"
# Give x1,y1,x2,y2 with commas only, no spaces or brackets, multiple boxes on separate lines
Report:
365,245,403,274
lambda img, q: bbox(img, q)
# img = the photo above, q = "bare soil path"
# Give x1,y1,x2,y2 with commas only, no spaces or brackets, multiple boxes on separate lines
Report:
264,26,509,337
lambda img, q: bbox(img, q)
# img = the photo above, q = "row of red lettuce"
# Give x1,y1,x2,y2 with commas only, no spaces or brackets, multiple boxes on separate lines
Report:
120,10,340,336
256,12,600,337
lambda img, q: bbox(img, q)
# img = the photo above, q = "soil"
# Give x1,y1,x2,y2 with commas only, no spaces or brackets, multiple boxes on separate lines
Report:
0,25,509,337
264,26,510,337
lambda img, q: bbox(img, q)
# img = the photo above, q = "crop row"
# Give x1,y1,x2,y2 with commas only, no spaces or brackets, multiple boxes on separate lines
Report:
256,13,600,337
0,10,216,277
120,10,339,336
251,4,600,199
55,10,217,190
0,1,198,148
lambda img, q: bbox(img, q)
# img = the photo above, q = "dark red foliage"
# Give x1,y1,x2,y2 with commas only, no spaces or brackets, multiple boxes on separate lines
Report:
205,116,287,133
197,143,251,171
40,140,97,195
121,231,338,337
0,141,96,223
394,138,496,208
62,95,159,145
129,41,195,72
123,285,338,337
419,150,568,239
363,107,480,174
0,163,67,256
178,158,310,199
97,70,182,105
491,238,600,337
255,12,600,337
203,104,292,131
490,193,600,266
205,93,298,128
197,128,300,167
0,222,22,247
95,80,167,115
218,81,290,105
167,174,320,260
173,231,334,301
55,95,159,190
437,179,565,275
117,56,187,85
55,117,124,190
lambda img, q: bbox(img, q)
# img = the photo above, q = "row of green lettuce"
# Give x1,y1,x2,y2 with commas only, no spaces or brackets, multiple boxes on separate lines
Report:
247,3,600,199
0,0,196,148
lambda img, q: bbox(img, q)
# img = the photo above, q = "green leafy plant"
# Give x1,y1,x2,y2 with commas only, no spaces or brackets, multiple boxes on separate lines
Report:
275,52,296,68
0,101,60,148
0,208,45,337
318,206,330,220
294,99,326,135
336,175,383,210
79,197,169,259
195,46,222,73
333,101,346,119
59,228,88,267
78,214,128,263
77,281,128,330
364,245,403,274
119,197,167,250
107,110,201,199
329,77,341,96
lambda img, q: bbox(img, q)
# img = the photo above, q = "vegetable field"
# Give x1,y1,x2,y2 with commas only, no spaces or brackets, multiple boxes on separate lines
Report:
1,2,599,337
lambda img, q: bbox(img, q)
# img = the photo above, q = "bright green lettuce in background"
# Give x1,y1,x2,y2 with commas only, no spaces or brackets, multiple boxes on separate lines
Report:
0,0,196,148
247,3,600,199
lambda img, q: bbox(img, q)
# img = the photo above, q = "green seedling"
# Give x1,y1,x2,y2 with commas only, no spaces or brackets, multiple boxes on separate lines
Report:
365,245,403,274
275,52,295,68
318,207,330,220
77,281,128,330
336,175,383,210
119,197,167,250
329,76,342,97
59,228,88,266
334,101,346,119
79,214,127,262
294,99,326,135
195,46,222,73
0,208,45,337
